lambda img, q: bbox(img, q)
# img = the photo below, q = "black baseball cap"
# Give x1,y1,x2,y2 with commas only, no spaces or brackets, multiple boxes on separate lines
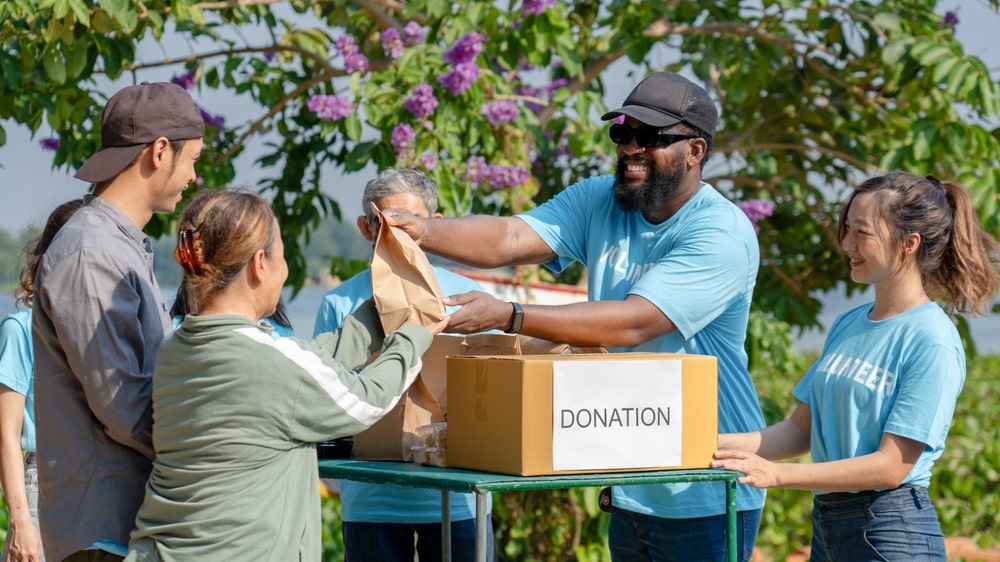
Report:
601,72,717,138
74,82,204,183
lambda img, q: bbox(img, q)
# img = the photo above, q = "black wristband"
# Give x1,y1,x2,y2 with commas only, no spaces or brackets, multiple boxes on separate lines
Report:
505,302,524,334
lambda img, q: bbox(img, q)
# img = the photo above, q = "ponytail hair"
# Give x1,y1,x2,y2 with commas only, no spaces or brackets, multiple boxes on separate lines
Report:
936,178,1000,314
15,198,84,307
838,171,999,315
173,188,277,315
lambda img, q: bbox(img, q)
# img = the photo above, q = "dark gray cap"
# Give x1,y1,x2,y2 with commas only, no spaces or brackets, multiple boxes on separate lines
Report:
601,72,717,138
74,81,204,183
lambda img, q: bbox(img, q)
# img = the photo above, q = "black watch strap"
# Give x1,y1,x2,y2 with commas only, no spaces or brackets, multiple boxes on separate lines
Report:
505,302,524,334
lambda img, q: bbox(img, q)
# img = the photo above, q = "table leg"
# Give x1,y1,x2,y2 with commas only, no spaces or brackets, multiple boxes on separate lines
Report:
475,492,488,562
442,490,452,562
726,477,737,562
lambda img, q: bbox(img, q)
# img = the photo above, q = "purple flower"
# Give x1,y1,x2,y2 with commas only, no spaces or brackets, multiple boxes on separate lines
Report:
391,123,415,155
403,83,438,119
39,136,60,151
382,28,404,59
465,156,489,186
307,94,354,121
263,49,277,62
938,10,959,33
487,164,531,188
522,0,557,17
170,67,197,91
736,198,775,233
438,63,479,97
199,107,226,129
403,22,425,47
421,150,437,169
465,158,530,188
443,32,484,65
481,101,519,125
335,36,370,74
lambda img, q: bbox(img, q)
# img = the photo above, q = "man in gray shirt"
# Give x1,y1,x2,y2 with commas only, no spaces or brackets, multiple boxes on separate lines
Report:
32,82,204,562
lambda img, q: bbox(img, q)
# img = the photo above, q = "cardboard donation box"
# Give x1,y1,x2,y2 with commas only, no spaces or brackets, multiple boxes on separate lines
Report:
446,353,718,476
352,333,597,462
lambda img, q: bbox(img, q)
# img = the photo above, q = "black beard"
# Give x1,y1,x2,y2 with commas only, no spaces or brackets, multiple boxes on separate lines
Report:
613,156,685,213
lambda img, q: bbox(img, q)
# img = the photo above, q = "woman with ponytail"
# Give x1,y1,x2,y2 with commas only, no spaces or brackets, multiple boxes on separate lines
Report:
125,188,447,562
713,171,1000,561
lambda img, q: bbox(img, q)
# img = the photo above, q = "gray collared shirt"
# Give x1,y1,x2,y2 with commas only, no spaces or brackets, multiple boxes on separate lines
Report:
32,195,171,561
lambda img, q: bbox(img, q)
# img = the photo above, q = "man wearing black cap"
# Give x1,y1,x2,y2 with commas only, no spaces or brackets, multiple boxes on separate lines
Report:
32,81,204,562
384,71,765,561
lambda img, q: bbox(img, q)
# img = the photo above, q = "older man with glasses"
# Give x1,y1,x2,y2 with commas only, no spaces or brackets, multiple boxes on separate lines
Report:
383,71,766,562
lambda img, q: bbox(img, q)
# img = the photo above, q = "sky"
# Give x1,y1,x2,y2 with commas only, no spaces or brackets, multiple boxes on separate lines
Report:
1,2,998,234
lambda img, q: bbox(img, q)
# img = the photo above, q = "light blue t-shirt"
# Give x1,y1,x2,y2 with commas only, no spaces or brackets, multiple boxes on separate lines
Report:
0,310,36,452
793,301,964,491
314,266,490,523
520,176,767,518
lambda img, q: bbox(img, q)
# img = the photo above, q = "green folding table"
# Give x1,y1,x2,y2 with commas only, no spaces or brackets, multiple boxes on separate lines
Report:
319,459,739,562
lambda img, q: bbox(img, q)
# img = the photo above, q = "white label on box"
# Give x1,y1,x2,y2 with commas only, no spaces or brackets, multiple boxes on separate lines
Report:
552,359,682,470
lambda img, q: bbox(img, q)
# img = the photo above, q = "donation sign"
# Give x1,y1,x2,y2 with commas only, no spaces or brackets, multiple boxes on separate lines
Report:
551,359,682,471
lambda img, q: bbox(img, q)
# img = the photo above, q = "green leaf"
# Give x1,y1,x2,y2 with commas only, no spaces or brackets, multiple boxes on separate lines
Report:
344,113,362,142
872,13,902,33
930,55,960,84
344,141,374,172
42,49,66,84
53,0,70,18
65,40,89,79
916,44,954,67
68,0,91,26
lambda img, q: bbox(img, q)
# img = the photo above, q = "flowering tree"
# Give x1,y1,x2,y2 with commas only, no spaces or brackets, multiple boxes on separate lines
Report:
1,0,999,335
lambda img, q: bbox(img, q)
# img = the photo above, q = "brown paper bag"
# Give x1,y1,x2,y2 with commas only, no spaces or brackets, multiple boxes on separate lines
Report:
351,335,466,461
369,205,447,333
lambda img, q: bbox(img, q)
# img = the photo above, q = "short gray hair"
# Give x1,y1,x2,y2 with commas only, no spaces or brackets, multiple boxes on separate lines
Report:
362,168,439,222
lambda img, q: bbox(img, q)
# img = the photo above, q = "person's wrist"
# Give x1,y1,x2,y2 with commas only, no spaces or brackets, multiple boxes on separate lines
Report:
505,302,524,334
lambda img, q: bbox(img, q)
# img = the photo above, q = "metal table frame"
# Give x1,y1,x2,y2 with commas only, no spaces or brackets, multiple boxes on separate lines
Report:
319,459,739,562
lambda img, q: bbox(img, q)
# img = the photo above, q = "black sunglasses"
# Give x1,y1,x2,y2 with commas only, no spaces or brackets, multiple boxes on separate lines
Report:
609,123,696,148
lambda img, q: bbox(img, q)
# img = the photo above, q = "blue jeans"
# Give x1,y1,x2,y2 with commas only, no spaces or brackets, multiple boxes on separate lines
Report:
810,485,945,561
343,518,495,562
608,508,761,562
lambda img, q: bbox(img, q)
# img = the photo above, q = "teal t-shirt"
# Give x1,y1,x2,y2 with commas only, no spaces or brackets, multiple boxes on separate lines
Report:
793,301,964,490
520,175,767,517
0,310,36,452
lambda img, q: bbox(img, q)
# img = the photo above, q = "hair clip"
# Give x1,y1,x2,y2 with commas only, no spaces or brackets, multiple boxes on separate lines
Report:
175,228,206,275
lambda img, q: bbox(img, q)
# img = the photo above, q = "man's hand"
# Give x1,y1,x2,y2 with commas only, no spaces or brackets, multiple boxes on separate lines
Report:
381,208,427,244
443,291,512,333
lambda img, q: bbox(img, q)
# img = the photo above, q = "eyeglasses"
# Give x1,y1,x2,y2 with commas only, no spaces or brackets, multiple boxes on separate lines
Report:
609,123,696,148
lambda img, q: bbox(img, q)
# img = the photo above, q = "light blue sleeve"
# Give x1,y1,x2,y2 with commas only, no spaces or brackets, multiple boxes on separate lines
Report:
313,272,373,336
884,342,964,447
520,176,611,272
0,312,33,395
